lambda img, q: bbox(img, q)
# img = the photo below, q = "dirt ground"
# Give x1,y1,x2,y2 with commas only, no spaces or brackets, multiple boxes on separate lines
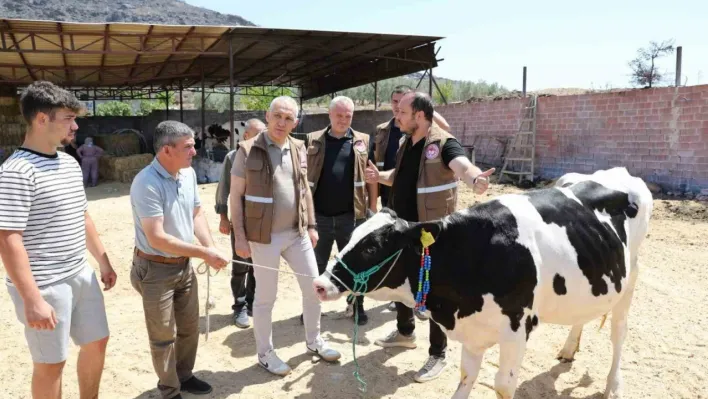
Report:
1,181,707,399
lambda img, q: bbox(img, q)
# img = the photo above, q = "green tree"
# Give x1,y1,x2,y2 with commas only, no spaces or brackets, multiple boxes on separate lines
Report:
433,80,454,105
95,101,132,116
240,87,297,111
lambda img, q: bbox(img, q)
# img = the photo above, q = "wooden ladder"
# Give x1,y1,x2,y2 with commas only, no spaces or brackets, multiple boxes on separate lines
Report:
498,95,537,184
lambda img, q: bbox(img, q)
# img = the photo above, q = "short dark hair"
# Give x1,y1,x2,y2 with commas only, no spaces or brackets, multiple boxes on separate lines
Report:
19,81,83,124
390,85,413,99
409,92,434,122
154,120,195,153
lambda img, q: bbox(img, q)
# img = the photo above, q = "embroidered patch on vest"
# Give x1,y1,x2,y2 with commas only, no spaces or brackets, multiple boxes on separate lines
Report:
354,140,367,153
425,143,440,160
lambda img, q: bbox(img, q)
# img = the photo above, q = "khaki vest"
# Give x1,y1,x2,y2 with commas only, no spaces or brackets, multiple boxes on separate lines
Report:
306,128,370,220
373,118,395,169
389,124,458,222
239,132,309,244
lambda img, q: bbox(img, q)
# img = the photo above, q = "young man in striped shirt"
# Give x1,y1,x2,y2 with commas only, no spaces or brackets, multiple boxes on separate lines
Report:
0,81,117,399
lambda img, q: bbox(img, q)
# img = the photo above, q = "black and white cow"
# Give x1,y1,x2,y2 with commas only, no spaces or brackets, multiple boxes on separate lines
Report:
313,167,653,399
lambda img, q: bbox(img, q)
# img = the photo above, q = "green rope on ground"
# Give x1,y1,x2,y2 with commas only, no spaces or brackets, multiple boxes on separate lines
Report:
352,303,367,393
334,249,403,394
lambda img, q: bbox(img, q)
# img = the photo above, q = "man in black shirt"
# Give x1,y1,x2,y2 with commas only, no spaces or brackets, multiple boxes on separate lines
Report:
366,92,494,383
306,96,377,325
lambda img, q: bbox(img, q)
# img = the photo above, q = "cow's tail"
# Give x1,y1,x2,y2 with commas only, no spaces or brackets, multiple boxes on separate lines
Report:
598,313,609,331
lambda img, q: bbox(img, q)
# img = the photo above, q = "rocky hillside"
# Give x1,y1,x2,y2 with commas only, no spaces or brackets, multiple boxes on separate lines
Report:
0,0,255,26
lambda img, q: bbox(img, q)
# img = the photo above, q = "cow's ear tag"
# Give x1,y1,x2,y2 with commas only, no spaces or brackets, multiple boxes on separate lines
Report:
420,229,435,248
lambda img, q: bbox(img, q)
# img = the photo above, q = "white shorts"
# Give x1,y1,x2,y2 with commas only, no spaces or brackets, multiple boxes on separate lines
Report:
7,264,110,364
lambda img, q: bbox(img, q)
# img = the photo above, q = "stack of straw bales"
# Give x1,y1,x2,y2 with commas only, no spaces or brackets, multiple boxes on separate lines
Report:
99,154,153,183
0,96,25,165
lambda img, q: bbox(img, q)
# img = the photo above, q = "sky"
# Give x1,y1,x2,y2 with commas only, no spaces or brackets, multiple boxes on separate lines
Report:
186,0,707,91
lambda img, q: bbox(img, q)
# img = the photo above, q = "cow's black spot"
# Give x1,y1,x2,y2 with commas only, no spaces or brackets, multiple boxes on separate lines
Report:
553,274,567,295
423,200,537,334
527,181,629,297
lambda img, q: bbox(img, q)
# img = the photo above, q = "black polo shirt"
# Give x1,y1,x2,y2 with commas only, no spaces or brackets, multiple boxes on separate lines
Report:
380,120,404,207
390,137,466,222
313,127,375,217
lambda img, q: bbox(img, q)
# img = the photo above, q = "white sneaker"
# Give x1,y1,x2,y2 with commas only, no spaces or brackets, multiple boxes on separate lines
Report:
306,337,341,362
258,350,292,376
374,329,417,349
413,355,448,383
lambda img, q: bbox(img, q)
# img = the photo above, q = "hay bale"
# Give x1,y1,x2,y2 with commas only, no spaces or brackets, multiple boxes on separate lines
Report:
0,124,26,146
99,154,153,181
0,97,17,107
94,132,141,157
0,146,18,165
120,168,143,183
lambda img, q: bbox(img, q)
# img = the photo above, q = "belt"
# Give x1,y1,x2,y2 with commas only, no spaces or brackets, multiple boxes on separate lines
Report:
134,247,189,265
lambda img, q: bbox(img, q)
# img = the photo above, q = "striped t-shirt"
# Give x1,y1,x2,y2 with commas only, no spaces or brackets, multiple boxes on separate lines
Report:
0,148,88,287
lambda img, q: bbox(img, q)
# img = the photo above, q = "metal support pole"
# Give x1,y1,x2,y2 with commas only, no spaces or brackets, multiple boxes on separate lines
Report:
374,81,378,110
522,66,527,97
179,85,184,122
164,89,169,120
92,89,96,116
201,67,206,144
675,46,683,87
428,66,433,96
431,75,448,105
228,35,235,149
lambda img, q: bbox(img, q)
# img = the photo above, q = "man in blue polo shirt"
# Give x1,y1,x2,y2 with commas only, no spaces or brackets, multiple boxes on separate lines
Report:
130,120,229,399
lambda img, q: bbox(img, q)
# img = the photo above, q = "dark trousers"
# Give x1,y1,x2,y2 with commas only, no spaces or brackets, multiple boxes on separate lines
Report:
230,228,256,312
396,301,447,358
313,212,365,308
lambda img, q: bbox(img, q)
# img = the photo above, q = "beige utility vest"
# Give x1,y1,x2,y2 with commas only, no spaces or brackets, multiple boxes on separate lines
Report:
306,128,371,220
390,124,458,222
239,133,309,244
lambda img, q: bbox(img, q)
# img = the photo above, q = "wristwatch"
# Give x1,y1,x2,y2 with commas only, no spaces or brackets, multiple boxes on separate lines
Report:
307,224,317,230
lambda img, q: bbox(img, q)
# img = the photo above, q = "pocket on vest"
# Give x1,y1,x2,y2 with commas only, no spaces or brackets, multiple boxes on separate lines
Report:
424,193,452,210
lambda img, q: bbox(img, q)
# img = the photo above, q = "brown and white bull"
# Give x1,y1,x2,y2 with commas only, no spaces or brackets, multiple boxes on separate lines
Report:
312,167,653,399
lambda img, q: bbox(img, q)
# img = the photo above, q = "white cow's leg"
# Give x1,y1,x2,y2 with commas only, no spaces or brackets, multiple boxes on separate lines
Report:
604,264,640,399
494,334,527,399
451,346,484,399
556,324,584,362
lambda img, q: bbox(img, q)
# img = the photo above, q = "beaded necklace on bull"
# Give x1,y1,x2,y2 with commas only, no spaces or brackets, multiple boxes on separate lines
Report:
415,229,436,312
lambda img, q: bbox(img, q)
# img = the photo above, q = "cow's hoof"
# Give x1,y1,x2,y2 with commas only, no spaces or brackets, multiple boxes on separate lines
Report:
555,350,576,363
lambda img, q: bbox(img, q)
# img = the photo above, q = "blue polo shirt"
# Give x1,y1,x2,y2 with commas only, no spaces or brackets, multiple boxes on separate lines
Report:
130,158,201,257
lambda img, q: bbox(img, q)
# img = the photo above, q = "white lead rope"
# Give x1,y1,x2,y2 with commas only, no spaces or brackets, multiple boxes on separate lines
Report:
196,258,318,341
196,250,402,341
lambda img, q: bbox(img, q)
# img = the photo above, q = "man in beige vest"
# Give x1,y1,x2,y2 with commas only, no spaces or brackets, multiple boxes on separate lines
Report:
365,91,494,384
305,96,377,325
230,96,341,377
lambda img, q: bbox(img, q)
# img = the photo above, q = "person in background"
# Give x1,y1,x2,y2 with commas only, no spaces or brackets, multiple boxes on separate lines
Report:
0,81,117,399
215,118,265,328
77,136,104,187
304,96,377,325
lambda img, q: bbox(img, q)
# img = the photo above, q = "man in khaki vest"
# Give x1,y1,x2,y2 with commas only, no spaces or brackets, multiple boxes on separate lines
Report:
305,96,377,325
365,91,495,384
230,96,341,377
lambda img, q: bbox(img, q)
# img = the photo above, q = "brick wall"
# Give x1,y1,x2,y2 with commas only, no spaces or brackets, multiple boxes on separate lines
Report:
437,85,708,192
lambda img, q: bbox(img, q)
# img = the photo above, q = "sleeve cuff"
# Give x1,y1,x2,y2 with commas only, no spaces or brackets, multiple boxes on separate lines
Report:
215,204,228,215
